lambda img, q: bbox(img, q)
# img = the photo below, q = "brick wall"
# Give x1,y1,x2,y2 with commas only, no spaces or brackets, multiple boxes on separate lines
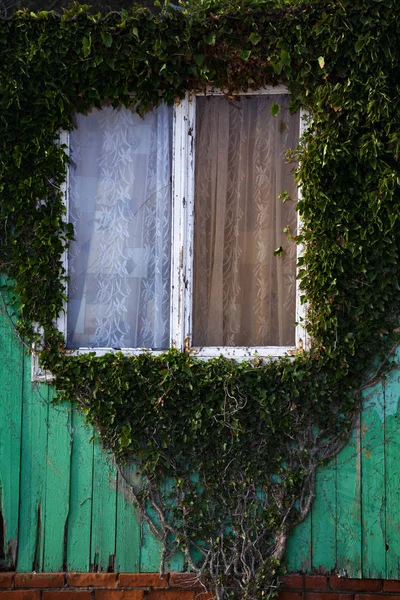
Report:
1,574,400,600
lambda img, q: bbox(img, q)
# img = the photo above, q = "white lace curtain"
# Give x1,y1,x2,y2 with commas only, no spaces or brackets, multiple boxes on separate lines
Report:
193,95,299,347
67,104,172,349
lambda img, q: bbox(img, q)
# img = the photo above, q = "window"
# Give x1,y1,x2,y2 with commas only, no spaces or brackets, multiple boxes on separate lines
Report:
33,86,305,379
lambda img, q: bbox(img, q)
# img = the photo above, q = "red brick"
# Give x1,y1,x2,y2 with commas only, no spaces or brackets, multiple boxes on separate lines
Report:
96,591,145,600
169,575,199,589
68,574,117,588
355,596,400,600
147,591,194,600
384,580,400,593
118,575,167,588
0,574,14,589
15,574,65,589
278,593,303,600
43,593,92,600
280,576,304,590
193,592,214,600
330,576,381,592
0,592,41,600
305,594,352,600
304,576,327,590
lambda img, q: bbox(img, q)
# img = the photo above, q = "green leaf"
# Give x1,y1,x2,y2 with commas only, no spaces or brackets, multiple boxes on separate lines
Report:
270,103,280,117
203,32,216,45
100,32,113,48
239,49,251,61
249,32,261,45
274,246,284,257
132,27,139,41
82,35,92,57
318,56,325,69
194,54,205,66
280,49,290,66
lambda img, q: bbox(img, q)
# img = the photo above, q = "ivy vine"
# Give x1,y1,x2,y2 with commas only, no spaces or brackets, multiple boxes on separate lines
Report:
1,0,400,598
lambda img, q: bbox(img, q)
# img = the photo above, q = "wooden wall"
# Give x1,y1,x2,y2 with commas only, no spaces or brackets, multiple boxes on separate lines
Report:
1,305,399,576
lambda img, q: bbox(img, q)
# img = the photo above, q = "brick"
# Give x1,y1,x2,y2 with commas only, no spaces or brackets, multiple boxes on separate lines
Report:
169,575,199,589
43,593,92,600
278,593,303,600
96,591,145,600
304,576,327,590
280,576,304,590
384,580,400,593
15,574,65,589
305,594,353,600
147,590,194,600
118,575,167,589
193,592,214,600
330,576,382,592
355,596,400,600
0,592,41,600
0,574,14,589
68,574,117,588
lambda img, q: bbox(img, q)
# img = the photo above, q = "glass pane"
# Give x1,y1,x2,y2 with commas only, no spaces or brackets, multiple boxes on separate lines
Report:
67,104,172,349
192,95,299,347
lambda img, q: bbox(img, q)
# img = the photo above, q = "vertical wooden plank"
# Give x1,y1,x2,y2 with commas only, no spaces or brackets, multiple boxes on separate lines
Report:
311,457,337,573
285,512,312,573
384,358,400,579
115,465,141,573
17,359,49,572
91,441,117,572
361,384,386,578
0,300,24,568
67,410,94,571
43,395,72,571
336,416,362,578
140,516,162,572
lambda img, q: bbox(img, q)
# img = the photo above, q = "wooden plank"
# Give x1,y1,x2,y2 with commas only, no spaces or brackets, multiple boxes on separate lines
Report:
66,410,94,571
91,440,117,572
17,358,50,572
140,514,162,572
0,298,24,568
115,464,141,572
361,384,386,578
43,395,72,571
384,358,400,579
285,512,312,573
336,416,362,578
311,457,337,574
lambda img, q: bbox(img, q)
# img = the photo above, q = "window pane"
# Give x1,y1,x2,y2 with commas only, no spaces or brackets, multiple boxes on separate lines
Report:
67,104,172,349
193,95,299,347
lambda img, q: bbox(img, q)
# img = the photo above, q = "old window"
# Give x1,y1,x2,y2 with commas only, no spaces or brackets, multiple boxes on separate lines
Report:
33,86,304,380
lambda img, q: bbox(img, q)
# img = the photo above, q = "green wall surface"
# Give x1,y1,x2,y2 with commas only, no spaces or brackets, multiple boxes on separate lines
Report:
0,305,399,576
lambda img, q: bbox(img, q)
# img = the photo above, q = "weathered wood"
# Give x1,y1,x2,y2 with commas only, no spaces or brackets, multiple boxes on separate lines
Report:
361,384,386,578
67,411,94,571
336,417,362,578
115,464,141,573
91,440,117,572
43,396,72,571
0,301,23,568
285,512,312,573
311,458,337,574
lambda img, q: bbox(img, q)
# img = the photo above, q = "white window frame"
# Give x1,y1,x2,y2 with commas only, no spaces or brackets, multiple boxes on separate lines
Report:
32,86,307,381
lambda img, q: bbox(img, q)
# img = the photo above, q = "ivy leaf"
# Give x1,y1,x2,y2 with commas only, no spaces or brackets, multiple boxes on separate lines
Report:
101,32,113,48
280,49,290,66
203,32,216,45
194,54,205,66
270,103,280,117
318,56,325,69
239,49,251,61
274,246,284,257
132,27,139,41
249,32,261,45
82,35,92,57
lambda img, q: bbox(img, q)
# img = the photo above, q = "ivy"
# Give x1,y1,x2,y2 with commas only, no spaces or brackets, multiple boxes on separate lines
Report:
2,0,400,598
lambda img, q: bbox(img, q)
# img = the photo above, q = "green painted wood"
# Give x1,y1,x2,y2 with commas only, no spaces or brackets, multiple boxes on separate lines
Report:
384,359,400,579
140,516,162,572
0,303,24,568
284,512,312,573
311,458,337,574
91,440,117,572
43,396,72,571
361,384,386,578
67,410,94,571
335,418,362,578
17,359,50,572
115,465,141,573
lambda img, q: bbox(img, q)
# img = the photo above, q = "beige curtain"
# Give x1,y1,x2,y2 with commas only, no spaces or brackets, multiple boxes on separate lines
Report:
192,95,299,347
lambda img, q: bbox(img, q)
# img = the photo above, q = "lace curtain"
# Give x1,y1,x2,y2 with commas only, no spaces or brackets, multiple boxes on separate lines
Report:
67,104,172,349
193,95,299,347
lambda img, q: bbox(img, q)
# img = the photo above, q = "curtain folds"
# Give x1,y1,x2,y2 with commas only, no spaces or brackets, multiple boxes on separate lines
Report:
192,95,299,347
